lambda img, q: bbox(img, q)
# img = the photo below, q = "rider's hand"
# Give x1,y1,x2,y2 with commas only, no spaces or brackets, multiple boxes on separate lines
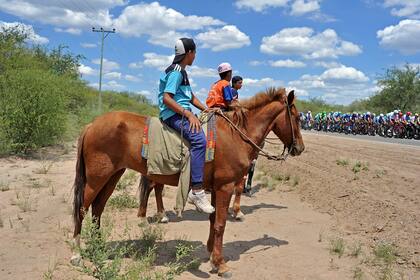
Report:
185,111,201,133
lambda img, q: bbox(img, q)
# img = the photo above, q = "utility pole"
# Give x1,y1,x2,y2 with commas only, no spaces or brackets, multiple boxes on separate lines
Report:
92,27,116,112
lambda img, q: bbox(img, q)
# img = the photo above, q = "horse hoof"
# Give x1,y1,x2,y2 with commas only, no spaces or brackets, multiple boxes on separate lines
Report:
232,211,244,221
158,214,169,223
234,211,245,221
70,254,83,267
218,271,232,278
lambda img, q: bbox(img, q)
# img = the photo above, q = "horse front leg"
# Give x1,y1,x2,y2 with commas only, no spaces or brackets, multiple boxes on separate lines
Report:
232,177,246,221
210,184,234,278
154,183,169,223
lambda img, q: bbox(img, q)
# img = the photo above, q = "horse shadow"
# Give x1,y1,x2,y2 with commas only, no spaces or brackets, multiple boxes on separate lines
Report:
166,201,288,223
238,203,288,215
107,235,288,278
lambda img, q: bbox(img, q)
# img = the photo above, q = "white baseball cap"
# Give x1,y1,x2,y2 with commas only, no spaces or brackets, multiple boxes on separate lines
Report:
217,62,232,74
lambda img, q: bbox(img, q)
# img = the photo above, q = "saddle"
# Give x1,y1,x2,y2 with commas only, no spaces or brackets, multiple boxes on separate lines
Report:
140,112,217,212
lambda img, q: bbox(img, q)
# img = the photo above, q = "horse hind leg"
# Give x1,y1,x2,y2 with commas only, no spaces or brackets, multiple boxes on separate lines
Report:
154,183,169,223
91,169,126,227
137,176,154,223
211,186,234,278
71,169,124,266
232,178,246,221
71,176,113,266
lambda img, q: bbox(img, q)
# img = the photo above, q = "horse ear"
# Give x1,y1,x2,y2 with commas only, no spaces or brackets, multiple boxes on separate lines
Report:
287,90,295,104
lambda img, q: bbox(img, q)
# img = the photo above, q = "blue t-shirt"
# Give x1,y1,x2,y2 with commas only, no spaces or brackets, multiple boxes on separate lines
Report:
158,64,193,121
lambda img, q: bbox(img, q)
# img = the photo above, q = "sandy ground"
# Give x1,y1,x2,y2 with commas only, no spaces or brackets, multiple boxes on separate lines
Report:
0,133,419,279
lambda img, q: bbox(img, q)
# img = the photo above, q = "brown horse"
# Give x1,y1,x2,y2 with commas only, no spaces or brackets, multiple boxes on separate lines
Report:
138,105,295,223
71,88,304,277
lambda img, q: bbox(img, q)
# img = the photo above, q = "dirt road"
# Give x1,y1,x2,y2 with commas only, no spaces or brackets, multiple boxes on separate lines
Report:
0,133,418,279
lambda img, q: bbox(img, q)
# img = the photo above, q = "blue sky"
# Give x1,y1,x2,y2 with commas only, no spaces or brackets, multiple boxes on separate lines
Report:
1,0,419,104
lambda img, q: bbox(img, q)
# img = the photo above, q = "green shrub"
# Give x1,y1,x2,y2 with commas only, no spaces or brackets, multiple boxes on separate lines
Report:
0,69,68,153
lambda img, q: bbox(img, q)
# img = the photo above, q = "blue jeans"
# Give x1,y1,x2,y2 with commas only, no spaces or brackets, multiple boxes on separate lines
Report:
163,113,206,186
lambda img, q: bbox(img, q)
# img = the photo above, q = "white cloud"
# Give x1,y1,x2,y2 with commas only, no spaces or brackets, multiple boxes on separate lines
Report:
81,43,97,48
321,93,338,100
138,90,151,96
195,25,251,51
0,0,121,30
313,61,343,68
92,58,120,73
147,30,189,48
78,64,97,76
0,21,48,44
260,27,362,59
320,66,369,83
104,71,122,79
124,74,140,82
188,66,217,78
235,0,323,17
287,65,373,104
235,0,289,12
291,0,320,16
249,60,265,66
142,53,174,70
54,27,82,35
243,77,283,88
289,74,325,89
269,59,306,68
408,63,420,69
384,0,420,19
0,1,223,48
129,62,143,69
377,19,420,55
114,2,223,46
195,88,209,98
189,78,197,88
105,80,125,91
287,87,309,96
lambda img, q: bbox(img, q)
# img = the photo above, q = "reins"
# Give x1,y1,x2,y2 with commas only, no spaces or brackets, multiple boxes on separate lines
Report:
207,97,296,161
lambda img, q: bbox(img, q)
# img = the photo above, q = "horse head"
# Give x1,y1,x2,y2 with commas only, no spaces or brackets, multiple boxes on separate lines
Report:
271,89,305,156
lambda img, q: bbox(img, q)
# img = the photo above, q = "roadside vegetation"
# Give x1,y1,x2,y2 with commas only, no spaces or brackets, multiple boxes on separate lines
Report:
0,26,157,155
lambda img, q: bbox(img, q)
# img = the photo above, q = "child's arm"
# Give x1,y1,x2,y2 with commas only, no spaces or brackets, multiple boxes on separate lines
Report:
191,93,206,111
223,86,234,106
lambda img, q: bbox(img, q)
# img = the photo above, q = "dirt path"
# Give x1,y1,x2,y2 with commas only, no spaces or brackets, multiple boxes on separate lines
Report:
0,133,419,279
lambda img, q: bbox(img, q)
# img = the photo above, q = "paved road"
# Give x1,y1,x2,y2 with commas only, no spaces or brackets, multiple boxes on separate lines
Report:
302,130,420,147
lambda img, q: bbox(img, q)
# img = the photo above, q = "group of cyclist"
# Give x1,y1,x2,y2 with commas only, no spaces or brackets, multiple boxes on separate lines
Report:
300,110,420,139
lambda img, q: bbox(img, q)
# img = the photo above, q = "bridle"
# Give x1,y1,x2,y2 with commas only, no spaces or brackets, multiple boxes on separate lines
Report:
264,98,297,160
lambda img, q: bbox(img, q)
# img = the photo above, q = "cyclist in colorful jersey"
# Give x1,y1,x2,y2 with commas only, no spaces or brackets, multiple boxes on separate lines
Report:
206,62,234,111
158,38,214,214
378,113,385,124
403,112,412,123
306,110,312,123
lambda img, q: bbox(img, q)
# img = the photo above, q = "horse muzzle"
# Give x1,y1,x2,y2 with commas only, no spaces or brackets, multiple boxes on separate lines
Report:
289,143,305,156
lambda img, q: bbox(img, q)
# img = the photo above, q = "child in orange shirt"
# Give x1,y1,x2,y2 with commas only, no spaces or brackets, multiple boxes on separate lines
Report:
206,63,235,111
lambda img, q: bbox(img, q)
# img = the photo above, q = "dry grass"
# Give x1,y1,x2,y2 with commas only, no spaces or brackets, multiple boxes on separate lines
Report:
1,181,10,192
329,237,345,258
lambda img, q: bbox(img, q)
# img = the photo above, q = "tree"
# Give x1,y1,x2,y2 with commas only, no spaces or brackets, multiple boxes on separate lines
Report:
370,64,420,112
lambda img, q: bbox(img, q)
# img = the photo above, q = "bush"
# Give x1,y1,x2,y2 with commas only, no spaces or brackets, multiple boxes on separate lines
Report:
0,69,68,153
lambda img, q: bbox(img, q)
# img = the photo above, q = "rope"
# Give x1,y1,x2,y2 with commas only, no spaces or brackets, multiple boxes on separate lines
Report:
215,110,288,161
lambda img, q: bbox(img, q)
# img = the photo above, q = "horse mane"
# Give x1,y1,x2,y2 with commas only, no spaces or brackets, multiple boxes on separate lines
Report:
224,87,287,127
236,87,286,110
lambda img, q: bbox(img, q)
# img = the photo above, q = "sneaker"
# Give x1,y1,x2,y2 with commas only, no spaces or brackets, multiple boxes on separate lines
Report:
188,190,215,214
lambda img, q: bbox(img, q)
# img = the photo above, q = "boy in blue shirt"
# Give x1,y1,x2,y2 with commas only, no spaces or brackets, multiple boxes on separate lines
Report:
158,38,214,214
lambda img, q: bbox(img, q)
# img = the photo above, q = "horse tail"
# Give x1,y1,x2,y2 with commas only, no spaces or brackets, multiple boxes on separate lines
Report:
139,175,150,206
73,125,90,229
